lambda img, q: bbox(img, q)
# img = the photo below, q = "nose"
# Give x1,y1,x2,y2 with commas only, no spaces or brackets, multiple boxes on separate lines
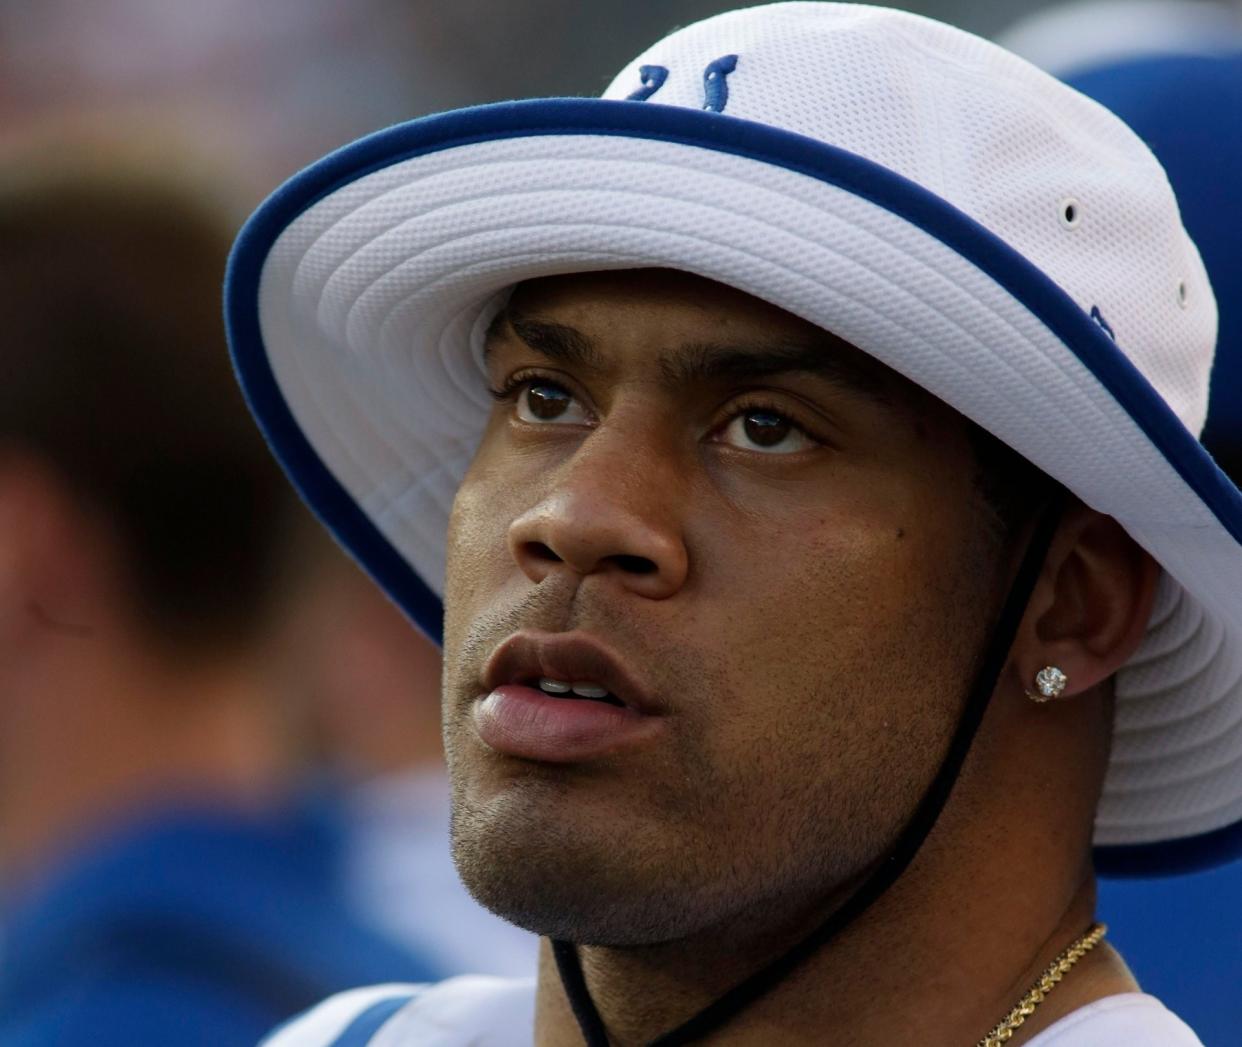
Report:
507,442,689,601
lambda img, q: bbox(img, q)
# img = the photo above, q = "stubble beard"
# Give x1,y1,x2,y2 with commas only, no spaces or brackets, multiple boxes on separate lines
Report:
442,631,962,950
439,501,999,952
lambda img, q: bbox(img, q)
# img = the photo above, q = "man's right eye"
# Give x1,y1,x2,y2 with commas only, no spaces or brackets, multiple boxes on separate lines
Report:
515,381,589,425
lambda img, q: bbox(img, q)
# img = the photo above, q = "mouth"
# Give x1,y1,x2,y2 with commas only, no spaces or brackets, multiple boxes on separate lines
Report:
523,676,626,707
472,631,665,763
480,630,659,715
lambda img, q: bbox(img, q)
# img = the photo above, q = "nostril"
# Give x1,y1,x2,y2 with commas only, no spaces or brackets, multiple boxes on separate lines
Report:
610,554,658,575
522,541,563,564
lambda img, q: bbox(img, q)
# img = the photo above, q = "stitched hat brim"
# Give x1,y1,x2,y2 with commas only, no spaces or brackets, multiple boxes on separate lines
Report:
225,99,1242,876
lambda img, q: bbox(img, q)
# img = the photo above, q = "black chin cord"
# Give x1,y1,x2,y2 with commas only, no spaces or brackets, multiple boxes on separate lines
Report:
554,937,613,1045
553,498,1064,1046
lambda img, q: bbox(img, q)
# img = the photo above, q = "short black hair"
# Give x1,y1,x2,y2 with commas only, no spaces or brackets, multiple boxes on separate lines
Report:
966,421,1061,541
0,168,296,655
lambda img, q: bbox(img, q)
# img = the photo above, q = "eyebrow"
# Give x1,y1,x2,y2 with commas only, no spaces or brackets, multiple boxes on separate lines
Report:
660,340,892,404
485,314,607,372
485,312,894,406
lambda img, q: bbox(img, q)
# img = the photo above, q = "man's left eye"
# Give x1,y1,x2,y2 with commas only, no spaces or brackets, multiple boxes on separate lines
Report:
515,381,589,425
719,409,816,454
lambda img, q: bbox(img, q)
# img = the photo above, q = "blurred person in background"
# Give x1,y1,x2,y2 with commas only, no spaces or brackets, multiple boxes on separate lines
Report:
0,0,470,211
281,547,537,978
0,154,439,1047
1001,4,1242,1043
1,0,554,989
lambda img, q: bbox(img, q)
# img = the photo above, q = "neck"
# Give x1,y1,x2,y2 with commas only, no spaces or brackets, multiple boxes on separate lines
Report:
533,690,1137,1046
0,635,293,890
535,874,1120,1047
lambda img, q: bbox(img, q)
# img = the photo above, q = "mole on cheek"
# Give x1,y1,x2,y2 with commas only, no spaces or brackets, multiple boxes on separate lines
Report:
896,527,906,540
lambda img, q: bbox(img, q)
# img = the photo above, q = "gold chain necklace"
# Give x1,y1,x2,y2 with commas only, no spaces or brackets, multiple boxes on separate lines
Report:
975,923,1108,1047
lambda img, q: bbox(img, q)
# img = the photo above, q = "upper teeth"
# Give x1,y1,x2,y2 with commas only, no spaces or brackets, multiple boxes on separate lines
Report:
539,678,610,699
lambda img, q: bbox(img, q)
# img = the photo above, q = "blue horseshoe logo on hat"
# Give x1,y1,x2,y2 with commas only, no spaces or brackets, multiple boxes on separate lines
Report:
626,55,739,112
702,54,739,112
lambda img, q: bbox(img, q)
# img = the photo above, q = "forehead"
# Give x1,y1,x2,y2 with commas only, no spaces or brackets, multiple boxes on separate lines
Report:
505,268,825,343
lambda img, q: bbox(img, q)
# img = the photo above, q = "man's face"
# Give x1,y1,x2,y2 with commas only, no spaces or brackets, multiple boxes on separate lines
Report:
442,269,1008,946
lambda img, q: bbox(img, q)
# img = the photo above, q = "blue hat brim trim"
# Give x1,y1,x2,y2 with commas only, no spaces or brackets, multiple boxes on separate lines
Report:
1096,817,1242,877
225,97,1242,875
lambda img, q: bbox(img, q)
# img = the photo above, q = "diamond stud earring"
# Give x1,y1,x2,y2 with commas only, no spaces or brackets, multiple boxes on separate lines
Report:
1026,666,1068,703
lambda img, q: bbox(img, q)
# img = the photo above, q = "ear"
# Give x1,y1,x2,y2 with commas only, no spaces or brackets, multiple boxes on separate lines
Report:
0,454,111,651
1010,503,1160,699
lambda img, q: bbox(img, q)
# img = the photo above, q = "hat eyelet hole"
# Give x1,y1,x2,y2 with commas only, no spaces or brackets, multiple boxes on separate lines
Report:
1177,279,1189,308
1059,198,1082,230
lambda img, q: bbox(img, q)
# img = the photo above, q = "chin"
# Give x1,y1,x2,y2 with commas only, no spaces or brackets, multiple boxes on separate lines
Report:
447,770,737,947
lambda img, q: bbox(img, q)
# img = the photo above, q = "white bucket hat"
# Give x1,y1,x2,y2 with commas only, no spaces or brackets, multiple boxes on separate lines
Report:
226,2,1242,876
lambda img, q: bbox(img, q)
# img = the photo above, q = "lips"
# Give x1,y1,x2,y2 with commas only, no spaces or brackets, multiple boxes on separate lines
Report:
474,631,665,763
481,631,660,714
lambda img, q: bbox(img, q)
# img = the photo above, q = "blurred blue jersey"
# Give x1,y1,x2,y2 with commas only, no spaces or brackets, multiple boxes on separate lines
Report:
1099,861,1242,1047
0,800,440,1047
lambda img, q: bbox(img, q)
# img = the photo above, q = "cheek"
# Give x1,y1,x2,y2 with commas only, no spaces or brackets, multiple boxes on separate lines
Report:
443,469,514,624
698,487,949,647
441,429,561,691
686,496,987,766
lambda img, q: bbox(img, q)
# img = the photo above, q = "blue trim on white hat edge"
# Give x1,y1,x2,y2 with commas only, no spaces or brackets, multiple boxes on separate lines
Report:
225,188,446,645
225,97,1242,874
1096,818,1242,878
